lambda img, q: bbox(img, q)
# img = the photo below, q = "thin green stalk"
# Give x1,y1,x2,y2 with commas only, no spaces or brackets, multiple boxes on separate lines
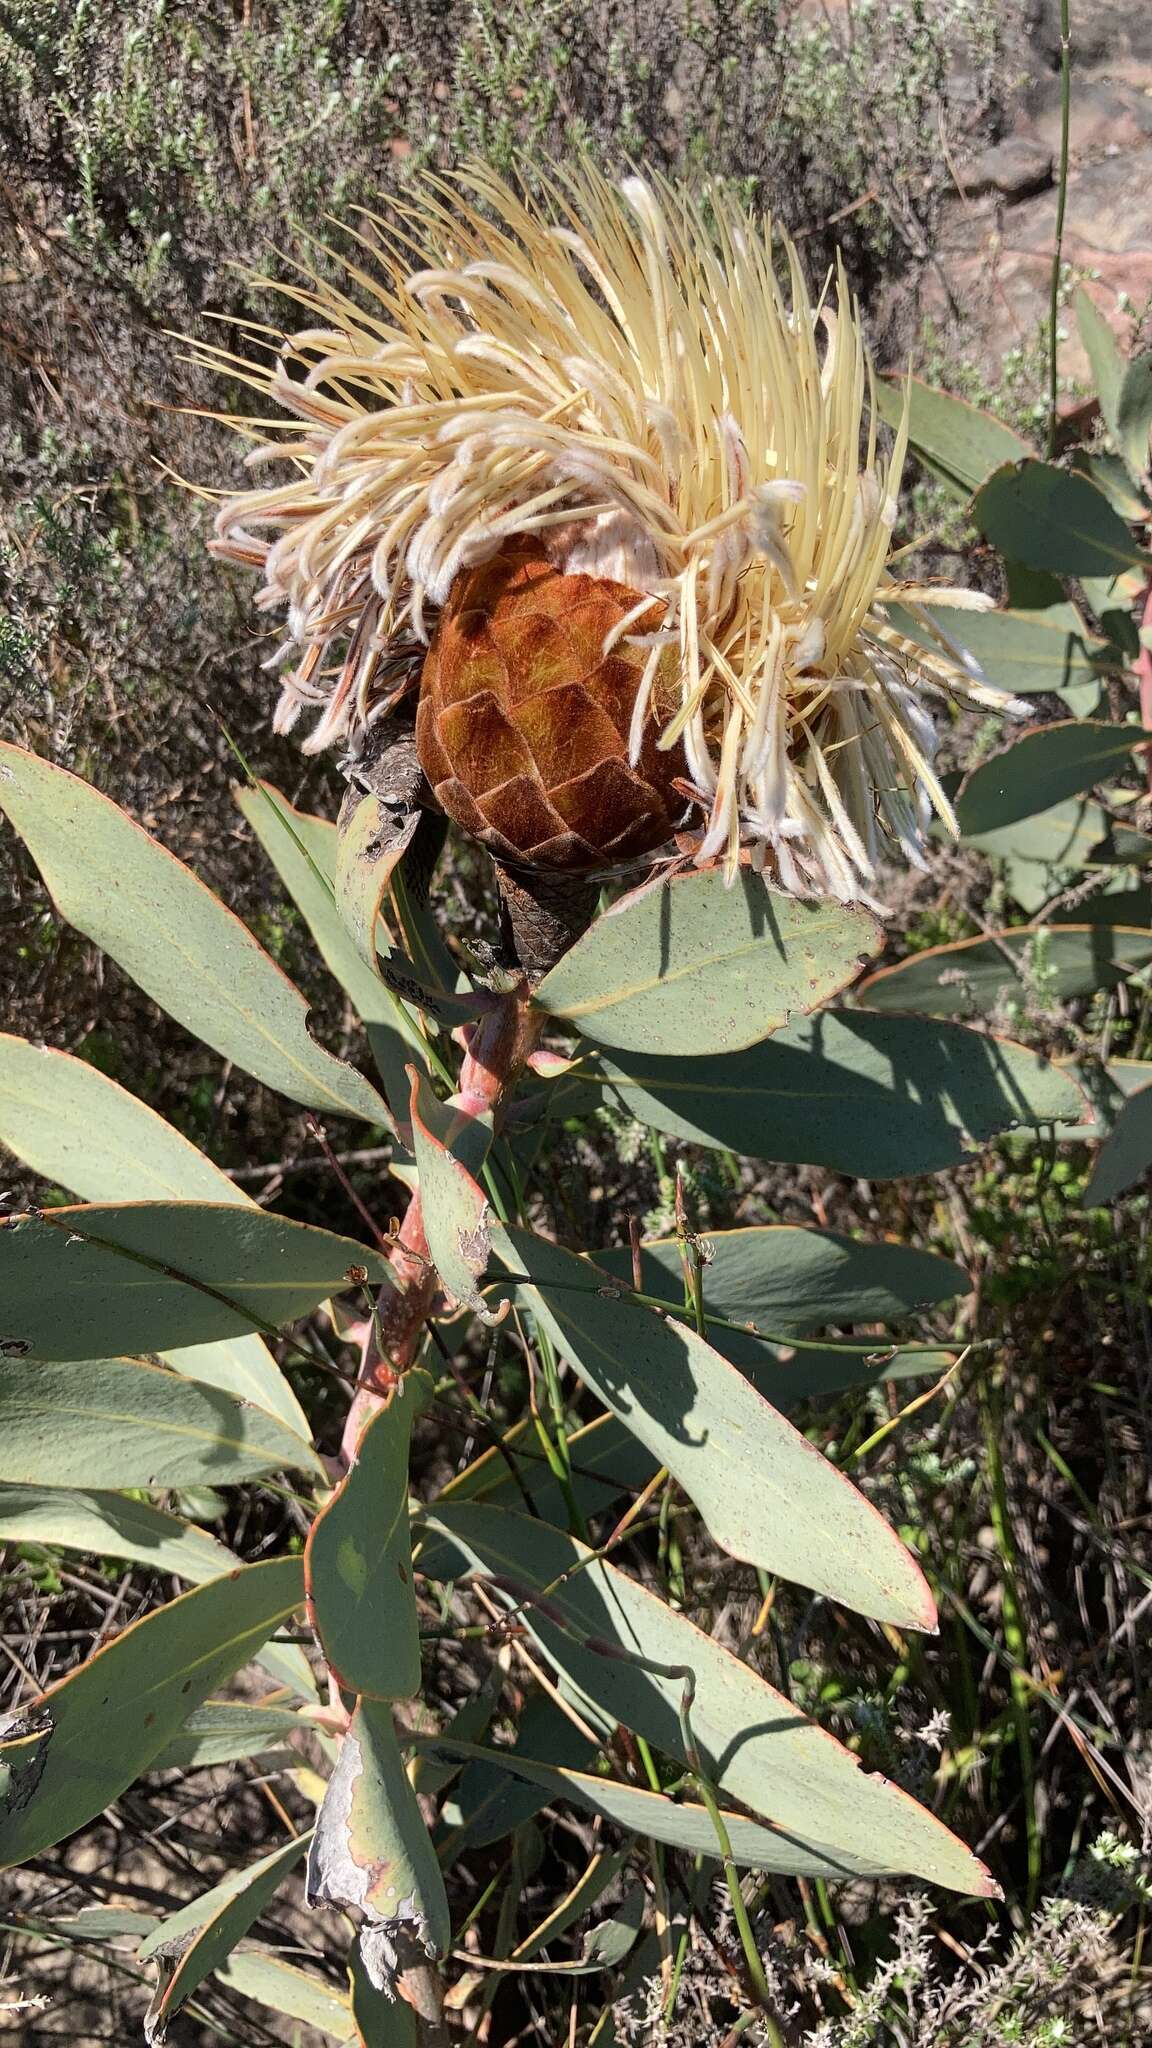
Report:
979,1380,1042,1911
673,1681,782,2039
662,1852,703,2025
663,1917,694,2022
522,1309,586,1540
659,1477,687,1607
1046,0,1072,456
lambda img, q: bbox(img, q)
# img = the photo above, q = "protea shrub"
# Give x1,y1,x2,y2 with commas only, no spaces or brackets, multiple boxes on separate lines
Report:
7,160,1094,2048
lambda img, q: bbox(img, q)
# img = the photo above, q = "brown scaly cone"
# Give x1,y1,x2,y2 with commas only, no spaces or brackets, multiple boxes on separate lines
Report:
415,535,687,980
415,535,686,873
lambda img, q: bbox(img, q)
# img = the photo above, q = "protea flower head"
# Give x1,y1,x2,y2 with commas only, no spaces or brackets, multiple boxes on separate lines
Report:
203,161,1024,902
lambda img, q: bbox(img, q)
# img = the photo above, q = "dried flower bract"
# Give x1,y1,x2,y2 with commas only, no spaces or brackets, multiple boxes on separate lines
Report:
203,162,1026,900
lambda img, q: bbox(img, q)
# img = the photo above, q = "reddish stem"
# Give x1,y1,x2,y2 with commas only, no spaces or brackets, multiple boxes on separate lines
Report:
338,981,541,1467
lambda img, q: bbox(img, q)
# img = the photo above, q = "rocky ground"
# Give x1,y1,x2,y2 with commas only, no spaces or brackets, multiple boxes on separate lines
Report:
928,3,1152,390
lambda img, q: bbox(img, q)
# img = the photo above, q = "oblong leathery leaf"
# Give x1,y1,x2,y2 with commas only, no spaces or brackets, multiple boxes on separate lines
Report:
150,1701,308,1772
972,461,1149,577
960,798,1117,916
1075,287,1126,448
235,781,426,1095
236,783,420,1037
956,723,1152,837
1117,348,1152,477
307,1698,451,1995
0,1557,305,1864
438,1693,595,1856
141,1832,311,2045
0,743,389,1123
872,375,1030,495
214,1953,356,2043
0,1036,309,1437
1052,886,1152,929
416,1502,992,1894
491,1225,936,1629
534,869,880,1055
0,1484,236,1582
885,601,1103,702
1058,1057,1152,1142
0,1200,390,1361
335,791,474,1028
0,1357,321,1486
591,1231,959,1404
350,1946,418,2044
47,1907,158,1940
857,926,1152,1019
1084,1081,1152,1205
425,1738,922,1878
140,1835,309,1963
159,1334,308,1441
1070,448,1149,529
408,1070,499,1322
599,1012,1085,1177
335,787,420,969
0,1035,256,1207
305,1371,432,1702
593,1225,967,1335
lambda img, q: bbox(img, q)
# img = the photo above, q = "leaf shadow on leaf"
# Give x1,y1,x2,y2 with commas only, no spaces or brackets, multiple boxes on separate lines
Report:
419,1511,813,1782
491,1238,709,1459
602,1011,1081,1179
0,1356,316,1489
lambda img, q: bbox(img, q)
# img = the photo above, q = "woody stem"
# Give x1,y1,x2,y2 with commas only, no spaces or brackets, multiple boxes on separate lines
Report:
339,981,542,1467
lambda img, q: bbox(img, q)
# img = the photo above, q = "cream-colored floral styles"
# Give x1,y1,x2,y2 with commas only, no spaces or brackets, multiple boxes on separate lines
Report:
203,163,1024,901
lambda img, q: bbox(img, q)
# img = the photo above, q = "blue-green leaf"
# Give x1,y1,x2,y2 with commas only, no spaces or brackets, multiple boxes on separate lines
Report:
0,744,389,1123
0,1559,305,1865
491,1226,936,1628
534,870,879,1055
599,1013,1085,1176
